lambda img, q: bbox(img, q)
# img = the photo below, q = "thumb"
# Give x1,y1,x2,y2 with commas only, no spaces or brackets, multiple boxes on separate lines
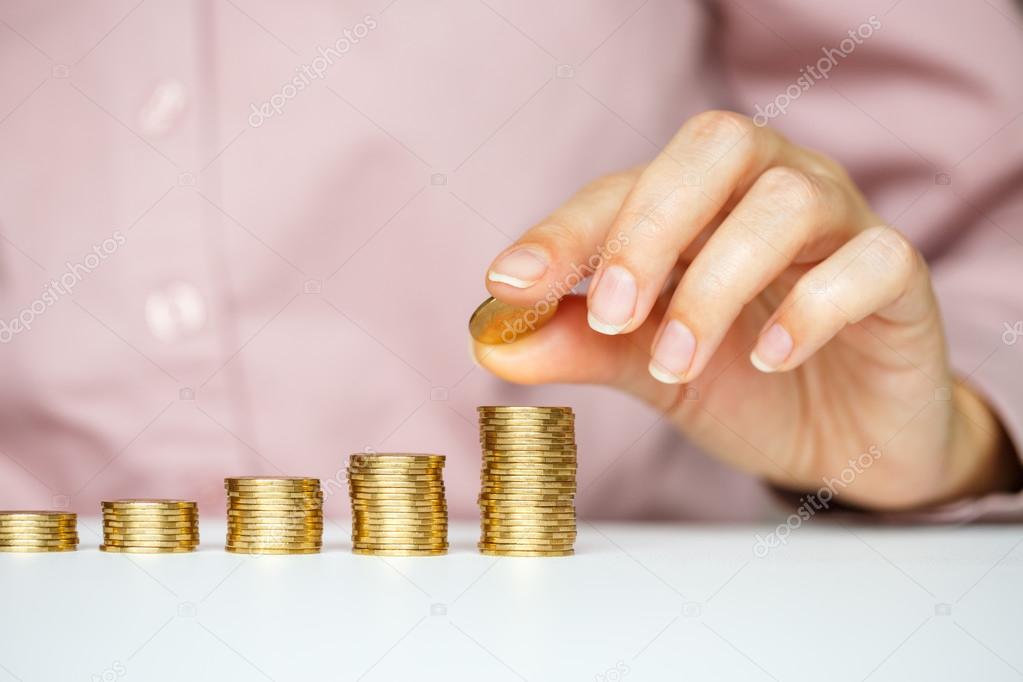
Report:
472,295,678,409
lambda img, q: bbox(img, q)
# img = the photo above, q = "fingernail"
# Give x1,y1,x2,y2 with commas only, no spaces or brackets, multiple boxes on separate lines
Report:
587,264,636,335
488,245,549,288
751,323,793,372
649,320,696,383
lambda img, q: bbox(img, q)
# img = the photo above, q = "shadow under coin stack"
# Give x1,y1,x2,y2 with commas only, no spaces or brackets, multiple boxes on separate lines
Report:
478,406,577,557
0,511,78,552
225,477,323,554
347,454,448,556
101,500,199,553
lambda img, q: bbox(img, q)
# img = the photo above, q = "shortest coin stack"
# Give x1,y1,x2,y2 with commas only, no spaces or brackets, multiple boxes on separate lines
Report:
101,500,199,553
348,454,448,556
0,511,78,552
225,477,323,554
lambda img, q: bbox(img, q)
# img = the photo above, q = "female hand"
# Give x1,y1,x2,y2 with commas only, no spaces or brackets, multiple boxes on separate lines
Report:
476,110,1018,511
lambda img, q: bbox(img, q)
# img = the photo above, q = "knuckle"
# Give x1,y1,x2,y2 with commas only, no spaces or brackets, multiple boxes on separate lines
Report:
620,208,673,241
534,218,586,248
756,166,824,215
684,110,756,141
864,226,918,277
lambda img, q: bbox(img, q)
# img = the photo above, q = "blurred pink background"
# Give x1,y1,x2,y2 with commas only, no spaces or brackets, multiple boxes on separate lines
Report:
1,0,1021,520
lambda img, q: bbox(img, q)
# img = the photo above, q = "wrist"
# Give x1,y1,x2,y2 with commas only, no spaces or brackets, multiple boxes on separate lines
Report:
941,383,1022,503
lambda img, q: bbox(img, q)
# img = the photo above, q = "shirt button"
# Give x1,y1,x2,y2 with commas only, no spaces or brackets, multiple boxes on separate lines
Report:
138,79,188,136
145,282,206,343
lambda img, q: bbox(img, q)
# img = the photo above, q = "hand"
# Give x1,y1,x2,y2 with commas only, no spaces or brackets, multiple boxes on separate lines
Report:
475,110,1019,511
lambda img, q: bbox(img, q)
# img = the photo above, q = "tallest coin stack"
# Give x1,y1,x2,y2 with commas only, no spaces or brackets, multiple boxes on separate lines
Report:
477,406,577,556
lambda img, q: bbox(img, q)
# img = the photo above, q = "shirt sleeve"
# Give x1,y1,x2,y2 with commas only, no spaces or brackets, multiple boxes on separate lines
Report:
714,0,1023,520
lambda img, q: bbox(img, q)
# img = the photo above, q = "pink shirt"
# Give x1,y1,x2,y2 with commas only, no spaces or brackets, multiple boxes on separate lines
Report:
1,0,1021,521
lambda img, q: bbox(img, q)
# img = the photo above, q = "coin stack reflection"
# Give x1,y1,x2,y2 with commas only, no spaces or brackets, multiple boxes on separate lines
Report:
347,454,448,556
101,500,199,553
225,477,323,554
477,406,577,556
0,511,78,552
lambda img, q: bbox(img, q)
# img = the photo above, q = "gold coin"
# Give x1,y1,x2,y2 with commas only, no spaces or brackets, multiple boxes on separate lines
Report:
227,542,322,551
478,405,572,414
229,522,324,530
469,297,557,344
478,548,573,557
0,511,76,520
483,468,577,478
350,454,445,464
226,546,320,555
479,492,573,501
102,539,197,548
481,542,575,551
479,504,575,514
481,533,577,543
483,518,576,527
229,535,322,545
352,548,446,556
352,543,449,551
481,432,575,439
0,538,78,547
226,491,323,500
226,508,321,516
100,545,196,554
353,534,446,543
347,473,443,481
480,415,574,423
102,499,196,508
0,530,78,538
226,476,320,485
104,532,198,541
227,503,322,512
483,472,576,481
0,545,76,553
102,511,197,521
354,518,448,526
228,525,322,532
484,514,576,523
227,529,321,537
351,491,446,500
0,517,77,527
348,482,445,490
353,517,447,525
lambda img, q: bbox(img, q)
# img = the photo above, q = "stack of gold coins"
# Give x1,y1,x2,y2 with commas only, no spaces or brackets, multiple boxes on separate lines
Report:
0,511,78,552
477,406,577,557
100,500,199,553
347,454,448,556
225,477,323,554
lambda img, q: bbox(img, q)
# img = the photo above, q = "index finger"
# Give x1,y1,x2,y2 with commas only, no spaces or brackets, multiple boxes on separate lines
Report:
485,169,640,308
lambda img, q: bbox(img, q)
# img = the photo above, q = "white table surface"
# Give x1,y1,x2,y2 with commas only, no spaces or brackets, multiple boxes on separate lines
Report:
0,519,1020,682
